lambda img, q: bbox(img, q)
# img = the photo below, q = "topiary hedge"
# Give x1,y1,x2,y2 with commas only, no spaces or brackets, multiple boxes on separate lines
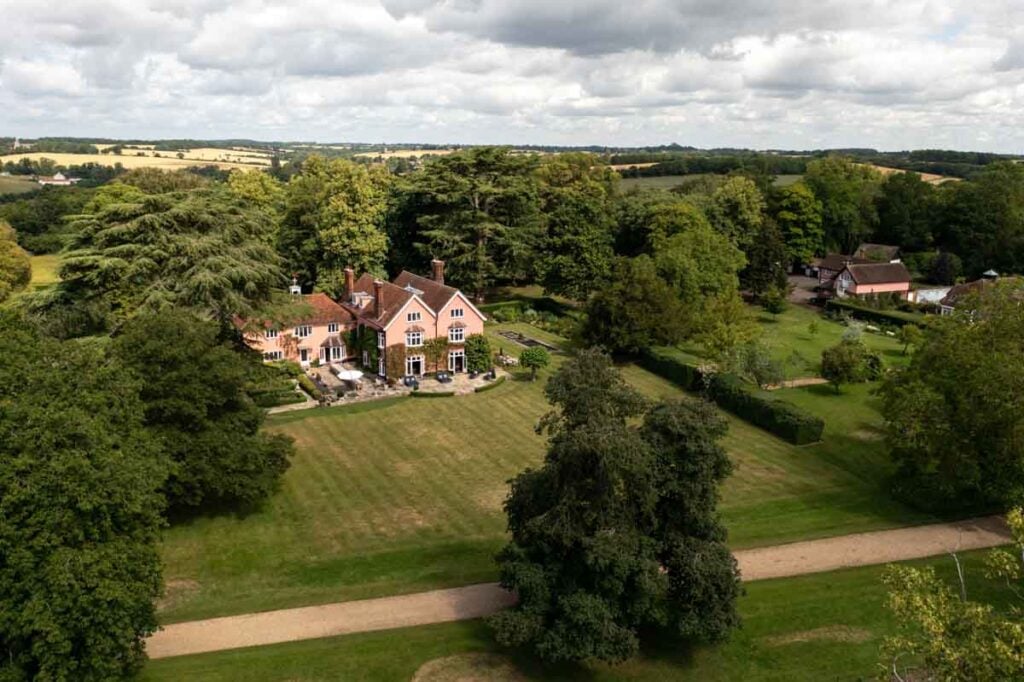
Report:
297,374,322,401
639,348,824,445
474,376,507,393
411,390,456,398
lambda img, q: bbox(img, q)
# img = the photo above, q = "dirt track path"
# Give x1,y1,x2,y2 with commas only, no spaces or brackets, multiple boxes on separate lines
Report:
148,516,1009,660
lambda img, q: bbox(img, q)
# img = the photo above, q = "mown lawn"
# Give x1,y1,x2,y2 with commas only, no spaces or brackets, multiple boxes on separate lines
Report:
679,303,909,377
143,550,1009,681
159,324,925,623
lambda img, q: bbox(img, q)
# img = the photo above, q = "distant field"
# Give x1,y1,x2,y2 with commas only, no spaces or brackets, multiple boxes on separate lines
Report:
123,147,271,165
0,175,38,195
0,152,264,172
608,162,659,171
619,173,804,191
354,149,455,159
864,164,958,185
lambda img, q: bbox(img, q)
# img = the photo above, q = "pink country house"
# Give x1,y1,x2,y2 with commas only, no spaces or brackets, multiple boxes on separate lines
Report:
245,260,486,378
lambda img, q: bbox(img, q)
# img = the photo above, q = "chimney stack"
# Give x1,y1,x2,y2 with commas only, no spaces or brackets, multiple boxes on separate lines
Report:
344,267,355,302
373,279,384,318
431,259,445,285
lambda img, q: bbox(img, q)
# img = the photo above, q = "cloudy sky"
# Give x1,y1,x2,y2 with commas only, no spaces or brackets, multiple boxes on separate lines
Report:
2,0,1023,151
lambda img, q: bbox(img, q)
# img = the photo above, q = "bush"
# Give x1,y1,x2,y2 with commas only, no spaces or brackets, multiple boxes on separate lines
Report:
410,390,456,398
251,388,305,408
639,348,824,445
474,375,507,393
297,374,322,400
825,299,923,327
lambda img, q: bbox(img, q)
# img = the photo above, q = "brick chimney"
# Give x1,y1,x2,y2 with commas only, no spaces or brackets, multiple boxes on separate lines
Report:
373,279,384,318
344,267,355,302
431,259,445,285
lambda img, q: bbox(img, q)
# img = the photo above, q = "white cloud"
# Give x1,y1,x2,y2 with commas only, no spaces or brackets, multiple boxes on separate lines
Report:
0,0,1022,151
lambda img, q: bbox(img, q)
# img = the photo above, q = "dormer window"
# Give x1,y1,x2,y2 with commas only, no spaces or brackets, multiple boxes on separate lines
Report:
407,311,422,322
328,323,339,333
295,325,312,338
266,329,278,339
451,308,464,318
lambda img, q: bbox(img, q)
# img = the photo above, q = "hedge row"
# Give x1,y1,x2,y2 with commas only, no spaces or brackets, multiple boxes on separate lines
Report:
474,376,507,393
411,390,457,398
478,295,572,318
639,348,825,445
252,389,306,408
825,299,923,327
297,375,323,401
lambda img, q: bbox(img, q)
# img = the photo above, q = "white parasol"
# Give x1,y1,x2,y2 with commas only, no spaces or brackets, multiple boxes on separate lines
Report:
336,369,364,382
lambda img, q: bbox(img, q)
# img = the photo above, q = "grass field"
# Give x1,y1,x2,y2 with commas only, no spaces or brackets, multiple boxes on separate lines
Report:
0,175,39,195
143,550,1010,681
679,303,908,377
123,147,271,165
158,323,926,624
28,254,61,289
0,152,264,172
619,174,805,192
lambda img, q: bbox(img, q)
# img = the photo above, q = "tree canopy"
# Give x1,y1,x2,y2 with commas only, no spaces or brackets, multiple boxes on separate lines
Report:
491,350,740,663
881,281,1024,511
0,312,165,681
0,221,31,302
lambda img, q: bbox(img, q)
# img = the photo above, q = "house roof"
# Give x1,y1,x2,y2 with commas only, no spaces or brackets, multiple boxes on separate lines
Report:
854,243,901,261
844,262,912,285
940,278,992,307
815,253,872,273
393,271,459,312
297,293,356,326
345,273,415,328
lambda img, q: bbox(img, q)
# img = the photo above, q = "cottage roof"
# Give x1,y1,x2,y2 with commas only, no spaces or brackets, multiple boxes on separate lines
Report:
854,243,901,261
940,278,992,307
844,262,911,285
296,293,356,326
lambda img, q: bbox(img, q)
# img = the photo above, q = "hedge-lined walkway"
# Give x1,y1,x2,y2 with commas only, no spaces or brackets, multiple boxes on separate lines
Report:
148,515,1009,660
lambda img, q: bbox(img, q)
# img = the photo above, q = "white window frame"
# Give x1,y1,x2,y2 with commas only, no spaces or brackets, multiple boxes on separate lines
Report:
299,348,310,363
406,355,424,376
295,325,312,338
263,351,283,361
405,331,423,347
330,346,344,361
265,329,278,339
448,349,465,372
448,327,464,343
407,311,422,322
377,331,385,349
450,308,464,319
328,322,339,333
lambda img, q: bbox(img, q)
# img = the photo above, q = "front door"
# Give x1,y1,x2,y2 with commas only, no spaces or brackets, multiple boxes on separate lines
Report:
406,355,423,376
299,348,310,364
449,350,465,372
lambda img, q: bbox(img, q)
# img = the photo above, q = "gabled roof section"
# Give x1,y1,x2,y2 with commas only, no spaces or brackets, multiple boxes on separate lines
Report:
854,243,901,261
815,253,873,273
298,293,356,326
844,262,911,285
393,271,460,311
346,273,415,328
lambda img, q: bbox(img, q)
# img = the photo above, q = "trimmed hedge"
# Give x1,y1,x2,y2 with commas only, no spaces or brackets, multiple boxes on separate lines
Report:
252,389,306,408
825,299,923,327
639,348,825,445
411,390,457,398
474,376,507,393
297,374,323,401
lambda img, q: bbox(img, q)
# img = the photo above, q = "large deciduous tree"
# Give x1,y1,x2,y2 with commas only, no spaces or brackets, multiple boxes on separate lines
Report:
112,309,293,512
55,188,284,330
875,171,938,252
803,157,882,253
491,350,740,663
771,181,824,266
534,154,617,301
579,256,688,354
0,311,165,681
279,156,390,294
706,175,767,249
881,282,1024,511
406,148,543,301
